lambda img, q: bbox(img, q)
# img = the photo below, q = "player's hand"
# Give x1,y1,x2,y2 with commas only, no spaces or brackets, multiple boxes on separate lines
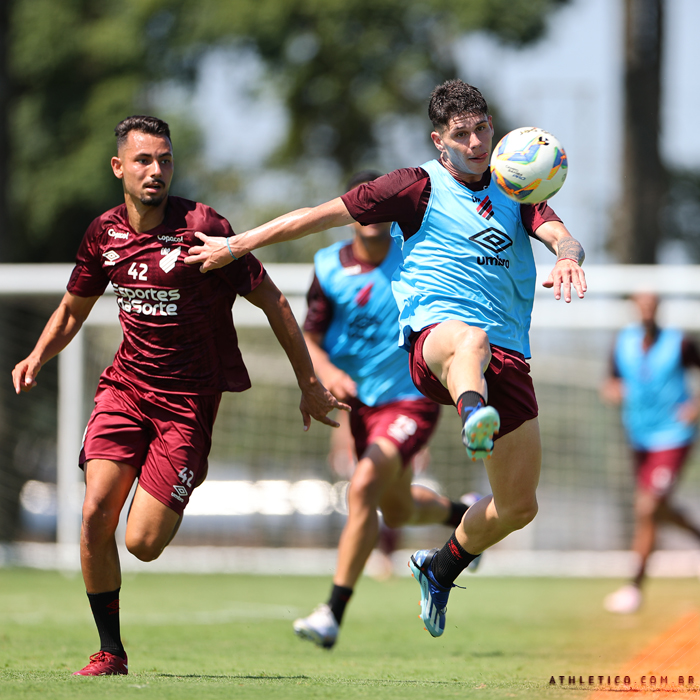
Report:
12,356,41,394
542,259,587,302
184,231,239,273
322,367,357,403
298,378,351,431
678,399,700,425
600,377,623,405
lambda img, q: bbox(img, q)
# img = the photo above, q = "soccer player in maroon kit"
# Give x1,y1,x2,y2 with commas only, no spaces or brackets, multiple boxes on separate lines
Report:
12,116,346,675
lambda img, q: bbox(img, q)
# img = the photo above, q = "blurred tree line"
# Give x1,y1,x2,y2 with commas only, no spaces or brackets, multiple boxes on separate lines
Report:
0,0,698,541
0,0,571,541
1,0,572,265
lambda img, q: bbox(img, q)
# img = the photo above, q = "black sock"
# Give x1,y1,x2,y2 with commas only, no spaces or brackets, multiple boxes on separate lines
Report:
429,532,479,588
456,391,485,426
87,588,126,659
444,500,469,528
328,584,353,625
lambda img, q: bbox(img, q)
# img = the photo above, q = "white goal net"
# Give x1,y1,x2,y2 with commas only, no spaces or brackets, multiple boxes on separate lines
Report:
1,263,699,574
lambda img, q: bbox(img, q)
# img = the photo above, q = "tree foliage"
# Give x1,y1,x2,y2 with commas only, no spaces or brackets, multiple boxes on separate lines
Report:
6,0,569,262
162,0,570,172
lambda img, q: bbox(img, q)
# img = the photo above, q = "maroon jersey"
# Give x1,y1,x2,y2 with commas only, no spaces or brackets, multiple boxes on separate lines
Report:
67,196,265,394
340,165,561,240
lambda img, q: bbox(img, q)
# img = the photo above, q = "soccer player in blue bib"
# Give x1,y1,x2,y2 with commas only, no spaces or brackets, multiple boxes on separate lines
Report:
186,80,588,638
292,171,477,648
602,293,700,614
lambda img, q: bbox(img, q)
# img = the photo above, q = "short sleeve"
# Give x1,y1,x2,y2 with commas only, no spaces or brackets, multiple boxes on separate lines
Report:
66,218,110,297
218,252,266,296
681,336,700,369
521,201,562,237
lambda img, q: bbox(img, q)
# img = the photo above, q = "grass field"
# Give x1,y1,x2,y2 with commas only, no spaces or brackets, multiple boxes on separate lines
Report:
0,568,698,699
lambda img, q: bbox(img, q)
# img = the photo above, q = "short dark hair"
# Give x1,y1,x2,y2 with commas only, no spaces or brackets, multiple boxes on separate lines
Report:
428,80,489,131
114,115,171,150
346,169,383,192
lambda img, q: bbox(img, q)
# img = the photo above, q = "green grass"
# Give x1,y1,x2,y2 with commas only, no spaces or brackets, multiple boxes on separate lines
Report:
0,568,698,699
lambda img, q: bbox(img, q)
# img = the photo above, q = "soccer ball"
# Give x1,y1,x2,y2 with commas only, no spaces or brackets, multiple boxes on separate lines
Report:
490,127,568,204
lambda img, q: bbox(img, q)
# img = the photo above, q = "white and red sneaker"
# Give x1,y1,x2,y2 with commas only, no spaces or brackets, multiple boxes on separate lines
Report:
73,651,128,676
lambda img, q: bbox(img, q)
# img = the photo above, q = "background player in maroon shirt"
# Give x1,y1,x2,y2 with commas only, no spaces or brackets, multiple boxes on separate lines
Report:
12,116,346,676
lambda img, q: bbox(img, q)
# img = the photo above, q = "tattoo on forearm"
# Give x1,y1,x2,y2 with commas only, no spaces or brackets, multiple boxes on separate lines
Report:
557,238,585,265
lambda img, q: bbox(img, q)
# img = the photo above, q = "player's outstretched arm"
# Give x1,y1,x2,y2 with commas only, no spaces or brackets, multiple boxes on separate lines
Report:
244,275,350,430
304,331,357,403
12,292,100,394
535,220,587,303
184,198,355,273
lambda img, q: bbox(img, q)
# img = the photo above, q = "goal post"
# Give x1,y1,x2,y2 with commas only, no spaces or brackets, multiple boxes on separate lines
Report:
1,262,699,567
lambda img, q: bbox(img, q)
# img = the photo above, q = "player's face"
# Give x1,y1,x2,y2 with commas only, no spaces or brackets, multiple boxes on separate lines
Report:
352,220,391,242
431,113,494,182
633,292,659,326
111,131,174,207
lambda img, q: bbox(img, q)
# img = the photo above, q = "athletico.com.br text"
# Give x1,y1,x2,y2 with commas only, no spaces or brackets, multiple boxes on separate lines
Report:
549,674,694,688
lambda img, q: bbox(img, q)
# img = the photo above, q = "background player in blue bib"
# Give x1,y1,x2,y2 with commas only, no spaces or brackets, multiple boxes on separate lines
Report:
602,293,700,614
292,171,476,649
186,79,588,639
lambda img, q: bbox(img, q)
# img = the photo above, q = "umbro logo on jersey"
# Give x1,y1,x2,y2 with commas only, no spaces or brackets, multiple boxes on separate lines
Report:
159,247,180,273
469,227,513,254
103,250,120,266
476,196,494,220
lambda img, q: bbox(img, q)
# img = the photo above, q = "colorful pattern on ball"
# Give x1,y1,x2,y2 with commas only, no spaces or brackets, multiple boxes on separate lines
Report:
490,127,568,204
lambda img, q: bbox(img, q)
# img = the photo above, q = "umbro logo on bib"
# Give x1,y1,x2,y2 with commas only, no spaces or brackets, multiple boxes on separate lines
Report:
469,228,512,254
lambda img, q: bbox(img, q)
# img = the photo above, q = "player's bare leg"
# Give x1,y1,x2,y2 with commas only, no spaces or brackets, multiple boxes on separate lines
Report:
294,438,456,648
656,498,700,540
76,459,138,675
630,488,659,585
456,419,540,553
422,321,499,460
81,460,138,594
607,480,700,614
125,486,182,562
402,483,453,526
409,419,540,637
605,487,658,614
422,320,490,401
333,439,405,589
607,489,700,615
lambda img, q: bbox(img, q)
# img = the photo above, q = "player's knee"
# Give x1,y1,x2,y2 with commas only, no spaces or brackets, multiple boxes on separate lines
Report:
81,498,120,540
454,326,491,363
125,533,164,562
347,470,381,507
500,499,538,533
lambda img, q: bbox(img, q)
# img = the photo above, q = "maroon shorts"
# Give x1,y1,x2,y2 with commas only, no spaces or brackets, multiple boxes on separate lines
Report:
408,323,538,439
80,374,221,515
633,444,693,497
349,397,440,467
